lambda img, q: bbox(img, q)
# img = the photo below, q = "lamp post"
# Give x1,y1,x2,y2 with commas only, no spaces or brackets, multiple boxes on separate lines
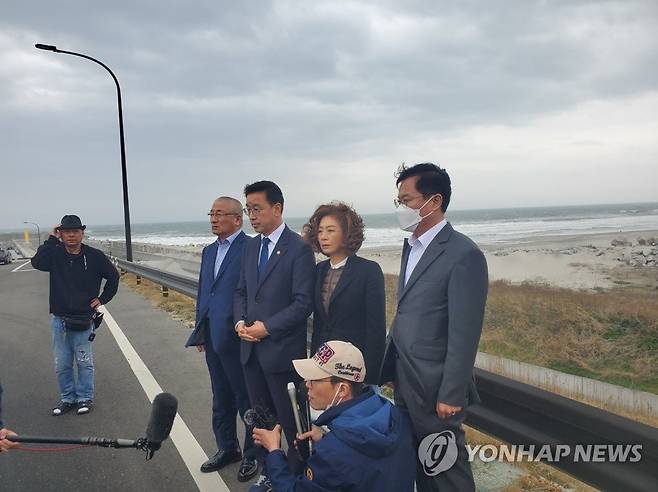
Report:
23,221,41,245
35,43,133,261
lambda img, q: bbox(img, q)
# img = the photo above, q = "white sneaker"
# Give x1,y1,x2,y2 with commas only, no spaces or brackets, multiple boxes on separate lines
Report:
76,400,93,415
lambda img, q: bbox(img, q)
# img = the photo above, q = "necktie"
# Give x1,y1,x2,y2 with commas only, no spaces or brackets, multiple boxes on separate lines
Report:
258,237,271,280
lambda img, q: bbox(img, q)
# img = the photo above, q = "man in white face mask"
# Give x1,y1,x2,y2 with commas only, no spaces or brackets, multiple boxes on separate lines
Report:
252,341,415,491
381,163,488,492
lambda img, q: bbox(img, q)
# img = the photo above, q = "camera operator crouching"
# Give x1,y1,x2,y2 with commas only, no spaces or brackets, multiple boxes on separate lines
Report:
31,215,119,417
252,341,415,491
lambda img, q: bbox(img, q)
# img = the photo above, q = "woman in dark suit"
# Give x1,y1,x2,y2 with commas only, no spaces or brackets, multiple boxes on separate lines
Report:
305,202,386,384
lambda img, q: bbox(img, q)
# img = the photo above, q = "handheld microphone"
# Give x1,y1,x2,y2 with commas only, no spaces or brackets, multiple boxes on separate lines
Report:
145,392,178,458
288,382,313,455
287,382,304,438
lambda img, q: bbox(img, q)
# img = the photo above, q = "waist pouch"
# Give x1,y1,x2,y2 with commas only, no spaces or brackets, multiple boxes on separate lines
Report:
62,314,93,331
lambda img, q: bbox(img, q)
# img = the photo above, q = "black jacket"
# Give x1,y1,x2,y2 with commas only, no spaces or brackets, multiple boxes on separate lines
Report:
31,236,119,316
311,255,386,384
234,226,316,373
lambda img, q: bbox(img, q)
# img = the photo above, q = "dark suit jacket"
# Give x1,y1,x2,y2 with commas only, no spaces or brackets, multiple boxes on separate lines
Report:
311,255,386,384
234,225,315,373
380,222,488,409
186,231,247,354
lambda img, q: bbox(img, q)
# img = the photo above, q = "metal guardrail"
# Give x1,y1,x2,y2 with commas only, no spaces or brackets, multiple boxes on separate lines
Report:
114,257,197,298
468,369,658,492
115,259,658,491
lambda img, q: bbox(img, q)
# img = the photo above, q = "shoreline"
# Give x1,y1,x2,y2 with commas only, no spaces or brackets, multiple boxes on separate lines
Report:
361,229,658,290
92,228,658,291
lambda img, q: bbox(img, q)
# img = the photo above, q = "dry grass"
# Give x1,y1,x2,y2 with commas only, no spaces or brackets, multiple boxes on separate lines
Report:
384,274,658,395
120,273,196,326
481,280,658,395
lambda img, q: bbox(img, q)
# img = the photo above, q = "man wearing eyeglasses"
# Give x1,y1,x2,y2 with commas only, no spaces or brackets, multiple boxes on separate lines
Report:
234,181,315,492
380,163,488,492
186,197,257,482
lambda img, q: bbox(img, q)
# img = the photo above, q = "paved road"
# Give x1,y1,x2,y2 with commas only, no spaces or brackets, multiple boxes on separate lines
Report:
0,259,251,491
0,238,530,492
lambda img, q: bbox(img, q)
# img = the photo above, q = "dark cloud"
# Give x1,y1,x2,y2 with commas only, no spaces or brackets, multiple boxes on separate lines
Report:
1,0,657,228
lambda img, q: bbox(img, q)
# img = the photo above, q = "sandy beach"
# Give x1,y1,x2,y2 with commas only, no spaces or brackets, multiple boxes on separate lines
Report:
92,228,658,291
361,229,658,290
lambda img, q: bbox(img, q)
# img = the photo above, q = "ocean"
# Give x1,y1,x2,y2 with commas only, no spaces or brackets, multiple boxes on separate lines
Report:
85,202,658,249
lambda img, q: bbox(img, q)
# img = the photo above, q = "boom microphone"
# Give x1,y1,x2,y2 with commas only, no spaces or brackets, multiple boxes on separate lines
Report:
145,393,178,457
7,392,178,460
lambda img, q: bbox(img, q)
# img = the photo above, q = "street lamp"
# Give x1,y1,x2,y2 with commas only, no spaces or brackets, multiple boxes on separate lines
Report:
35,43,133,261
23,221,41,245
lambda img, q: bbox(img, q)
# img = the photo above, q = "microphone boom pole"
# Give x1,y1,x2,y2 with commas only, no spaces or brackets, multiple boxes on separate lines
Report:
6,392,177,460
8,435,141,449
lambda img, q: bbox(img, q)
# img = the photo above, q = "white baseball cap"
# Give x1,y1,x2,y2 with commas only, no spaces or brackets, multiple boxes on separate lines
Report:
293,340,366,383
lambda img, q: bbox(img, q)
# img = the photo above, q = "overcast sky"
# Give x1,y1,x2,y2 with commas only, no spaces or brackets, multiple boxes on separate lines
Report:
1,0,657,229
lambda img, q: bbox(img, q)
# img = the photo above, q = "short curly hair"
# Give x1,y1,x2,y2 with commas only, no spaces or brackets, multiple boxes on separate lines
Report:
305,202,365,256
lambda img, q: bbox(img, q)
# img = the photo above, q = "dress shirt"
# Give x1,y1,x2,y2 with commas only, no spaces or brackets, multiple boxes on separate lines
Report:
404,219,447,285
214,229,242,278
259,221,286,260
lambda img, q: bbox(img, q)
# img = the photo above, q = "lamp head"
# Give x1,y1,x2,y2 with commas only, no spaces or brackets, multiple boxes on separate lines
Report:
35,44,58,52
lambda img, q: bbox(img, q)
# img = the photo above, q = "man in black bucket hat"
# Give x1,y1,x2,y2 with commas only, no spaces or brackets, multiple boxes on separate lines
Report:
32,215,119,416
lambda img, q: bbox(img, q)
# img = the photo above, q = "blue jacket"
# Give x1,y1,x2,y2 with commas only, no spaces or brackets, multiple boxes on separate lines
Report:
234,225,315,372
266,390,416,491
186,231,247,354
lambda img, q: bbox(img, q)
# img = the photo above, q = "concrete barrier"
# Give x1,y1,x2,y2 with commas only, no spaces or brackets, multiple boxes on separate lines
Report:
12,239,36,258
475,351,658,418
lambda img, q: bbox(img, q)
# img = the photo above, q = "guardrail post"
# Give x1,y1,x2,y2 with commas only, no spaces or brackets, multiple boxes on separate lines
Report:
161,285,169,297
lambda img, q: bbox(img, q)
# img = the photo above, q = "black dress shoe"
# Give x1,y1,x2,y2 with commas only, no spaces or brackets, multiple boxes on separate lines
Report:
238,456,259,482
200,449,242,473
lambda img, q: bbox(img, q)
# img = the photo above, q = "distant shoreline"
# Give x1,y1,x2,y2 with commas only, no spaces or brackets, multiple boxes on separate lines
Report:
90,228,658,291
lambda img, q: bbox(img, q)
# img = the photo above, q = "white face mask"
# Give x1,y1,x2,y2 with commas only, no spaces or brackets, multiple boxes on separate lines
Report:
396,195,438,232
326,383,345,409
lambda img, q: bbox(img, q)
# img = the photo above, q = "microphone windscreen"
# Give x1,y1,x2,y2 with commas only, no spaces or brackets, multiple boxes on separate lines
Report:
145,393,178,449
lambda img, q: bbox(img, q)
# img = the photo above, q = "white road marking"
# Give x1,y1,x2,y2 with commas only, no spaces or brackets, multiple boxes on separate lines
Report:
100,306,230,492
11,260,36,272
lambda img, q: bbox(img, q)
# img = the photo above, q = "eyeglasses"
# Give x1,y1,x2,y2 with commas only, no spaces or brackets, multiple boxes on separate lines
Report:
243,207,265,217
393,195,424,208
307,377,332,386
208,212,240,218
394,193,441,208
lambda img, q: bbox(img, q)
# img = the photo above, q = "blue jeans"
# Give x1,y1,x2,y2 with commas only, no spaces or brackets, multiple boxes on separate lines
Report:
51,315,94,403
